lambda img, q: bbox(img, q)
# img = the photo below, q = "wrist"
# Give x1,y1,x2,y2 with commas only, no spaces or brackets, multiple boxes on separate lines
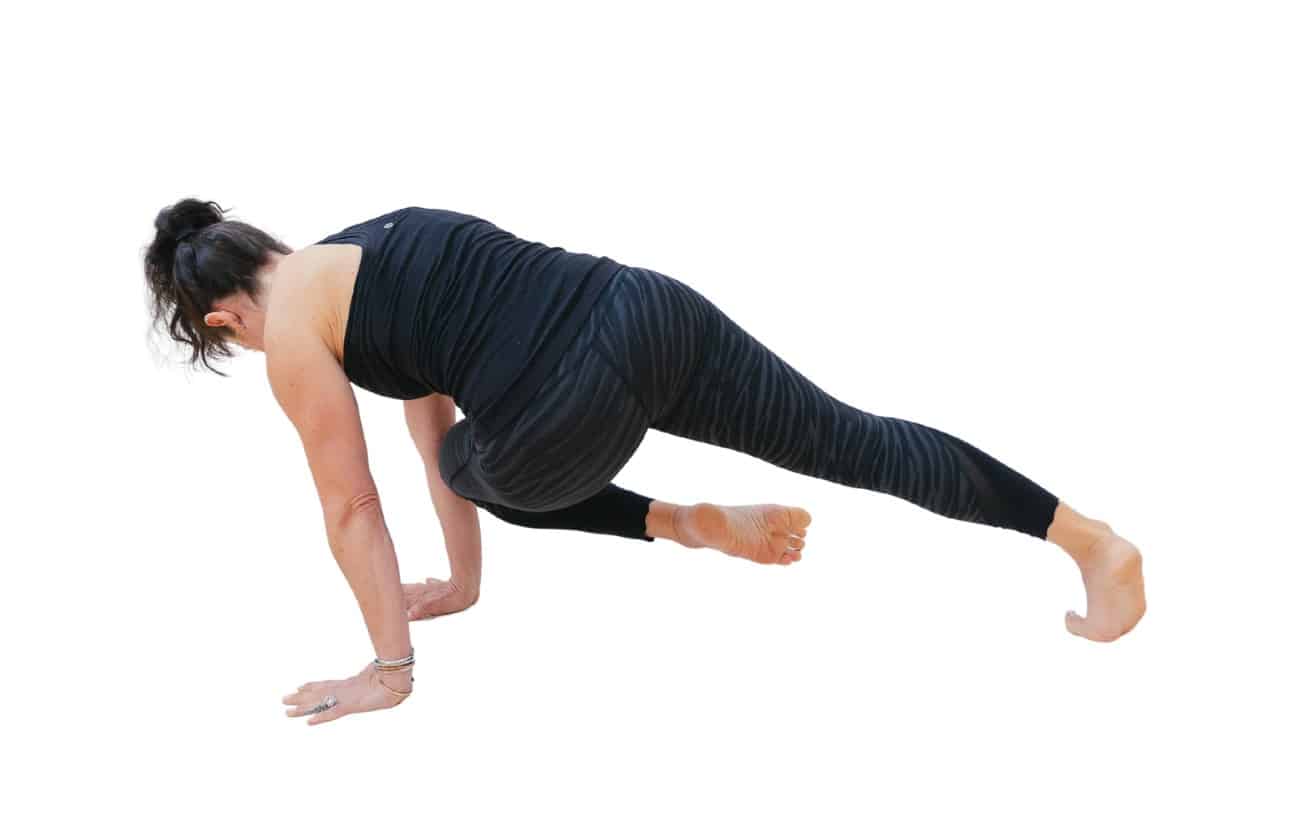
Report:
375,646,413,664
450,574,481,598
372,666,413,696
370,648,414,689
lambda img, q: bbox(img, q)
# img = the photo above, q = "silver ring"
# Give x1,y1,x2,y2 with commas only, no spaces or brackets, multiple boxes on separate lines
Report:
306,694,338,716
784,544,800,553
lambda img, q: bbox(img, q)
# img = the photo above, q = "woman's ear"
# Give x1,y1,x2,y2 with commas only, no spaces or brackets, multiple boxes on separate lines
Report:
203,309,241,330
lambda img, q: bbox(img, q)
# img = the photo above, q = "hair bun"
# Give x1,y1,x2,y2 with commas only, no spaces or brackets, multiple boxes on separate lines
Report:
155,198,226,244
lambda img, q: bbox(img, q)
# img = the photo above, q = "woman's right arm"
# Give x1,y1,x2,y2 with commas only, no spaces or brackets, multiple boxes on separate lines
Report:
403,393,482,618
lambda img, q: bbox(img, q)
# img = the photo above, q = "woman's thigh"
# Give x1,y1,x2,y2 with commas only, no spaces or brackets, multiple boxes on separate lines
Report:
594,263,878,478
589,264,716,425
440,302,652,513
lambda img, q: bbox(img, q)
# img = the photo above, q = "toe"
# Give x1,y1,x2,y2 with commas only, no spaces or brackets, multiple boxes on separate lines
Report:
1064,610,1089,638
1066,610,1121,642
784,506,812,529
790,507,812,531
765,505,811,535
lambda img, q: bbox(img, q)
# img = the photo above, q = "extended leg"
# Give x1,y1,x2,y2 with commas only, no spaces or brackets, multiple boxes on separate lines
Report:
592,265,1145,639
598,265,1060,538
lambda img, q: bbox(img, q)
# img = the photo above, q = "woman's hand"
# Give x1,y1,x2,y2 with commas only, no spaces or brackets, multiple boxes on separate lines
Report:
282,663,411,726
404,577,479,620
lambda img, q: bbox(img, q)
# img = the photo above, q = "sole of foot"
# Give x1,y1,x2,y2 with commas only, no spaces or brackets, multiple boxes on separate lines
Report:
674,502,813,565
1065,524,1147,642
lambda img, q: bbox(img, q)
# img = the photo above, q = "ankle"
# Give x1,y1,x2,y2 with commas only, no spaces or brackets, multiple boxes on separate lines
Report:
670,503,703,547
1047,501,1114,563
646,500,685,541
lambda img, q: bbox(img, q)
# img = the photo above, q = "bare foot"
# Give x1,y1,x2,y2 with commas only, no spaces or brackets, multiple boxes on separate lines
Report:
670,502,813,565
1064,525,1147,642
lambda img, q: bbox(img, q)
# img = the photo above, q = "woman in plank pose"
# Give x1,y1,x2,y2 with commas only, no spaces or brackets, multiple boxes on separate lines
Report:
142,199,1146,725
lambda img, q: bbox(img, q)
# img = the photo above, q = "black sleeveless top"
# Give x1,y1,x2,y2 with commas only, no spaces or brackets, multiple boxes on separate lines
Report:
315,206,623,439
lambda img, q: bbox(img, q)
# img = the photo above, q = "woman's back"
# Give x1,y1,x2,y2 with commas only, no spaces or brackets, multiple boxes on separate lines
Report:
315,206,624,437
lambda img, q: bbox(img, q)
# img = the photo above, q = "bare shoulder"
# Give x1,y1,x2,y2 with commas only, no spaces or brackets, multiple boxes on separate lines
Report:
265,244,361,368
263,249,355,426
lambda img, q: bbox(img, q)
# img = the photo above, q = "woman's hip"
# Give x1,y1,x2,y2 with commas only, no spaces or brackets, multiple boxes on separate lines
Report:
466,322,651,511
589,264,722,424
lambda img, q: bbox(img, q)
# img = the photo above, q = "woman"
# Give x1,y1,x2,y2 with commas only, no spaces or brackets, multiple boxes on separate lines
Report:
143,199,1146,725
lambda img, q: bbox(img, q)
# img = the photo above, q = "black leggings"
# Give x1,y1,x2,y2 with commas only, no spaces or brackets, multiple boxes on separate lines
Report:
438,265,1060,542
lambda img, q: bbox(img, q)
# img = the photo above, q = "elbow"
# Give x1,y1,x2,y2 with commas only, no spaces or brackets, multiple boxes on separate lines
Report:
329,489,383,533
405,393,456,460
410,432,445,465
346,490,381,515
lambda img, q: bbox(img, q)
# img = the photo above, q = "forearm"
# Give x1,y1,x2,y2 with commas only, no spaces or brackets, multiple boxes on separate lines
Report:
326,496,412,660
423,459,482,590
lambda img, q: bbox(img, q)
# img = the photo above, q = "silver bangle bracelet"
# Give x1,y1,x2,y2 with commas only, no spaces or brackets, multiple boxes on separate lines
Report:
373,651,415,669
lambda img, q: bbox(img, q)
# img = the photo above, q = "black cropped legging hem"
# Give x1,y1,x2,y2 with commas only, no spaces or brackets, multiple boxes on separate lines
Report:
438,265,1061,543
470,485,657,542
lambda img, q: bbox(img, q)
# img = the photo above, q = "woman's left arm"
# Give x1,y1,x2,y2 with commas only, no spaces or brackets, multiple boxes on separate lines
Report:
266,313,413,724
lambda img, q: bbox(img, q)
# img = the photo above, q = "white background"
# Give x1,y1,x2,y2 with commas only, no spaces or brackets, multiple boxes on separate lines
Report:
3,1,1296,814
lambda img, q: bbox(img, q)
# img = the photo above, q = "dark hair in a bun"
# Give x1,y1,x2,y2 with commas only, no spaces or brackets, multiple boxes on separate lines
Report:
143,197,293,375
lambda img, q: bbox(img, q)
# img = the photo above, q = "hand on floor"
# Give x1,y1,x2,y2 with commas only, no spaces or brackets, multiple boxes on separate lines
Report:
404,577,480,620
282,663,410,726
